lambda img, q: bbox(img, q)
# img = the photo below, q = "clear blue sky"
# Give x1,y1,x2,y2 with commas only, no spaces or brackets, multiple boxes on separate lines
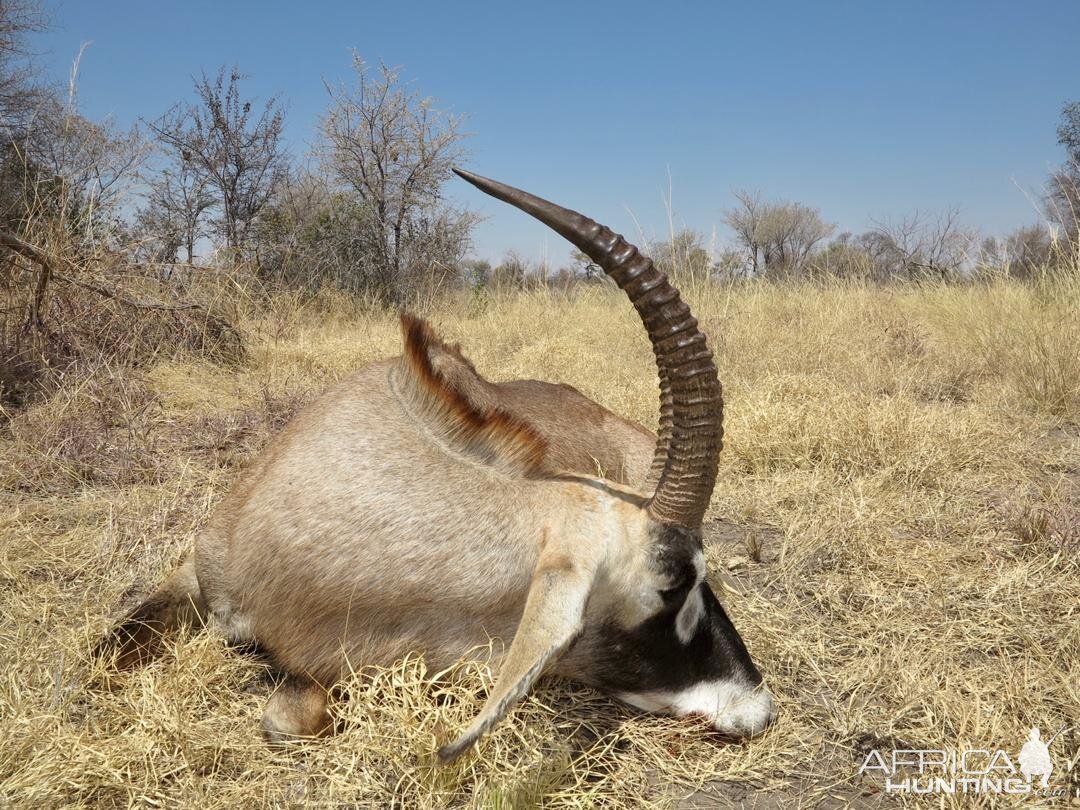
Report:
34,0,1080,265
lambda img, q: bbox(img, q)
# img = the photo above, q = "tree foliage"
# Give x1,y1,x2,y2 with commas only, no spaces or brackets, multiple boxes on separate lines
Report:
724,191,835,277
978,224,1055,279
316,56,475,304
133,159,213,264
0,0,47,134
2,50,146,247
651,229,712,285
147,66,287,255
1045,101,1079,247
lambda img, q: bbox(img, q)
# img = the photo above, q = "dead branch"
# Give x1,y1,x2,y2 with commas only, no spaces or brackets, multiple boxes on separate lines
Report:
1,229,243,347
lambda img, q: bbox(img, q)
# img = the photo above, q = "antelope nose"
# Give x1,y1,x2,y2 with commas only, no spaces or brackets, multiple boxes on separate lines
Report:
744,689,777,737
712,686,776,739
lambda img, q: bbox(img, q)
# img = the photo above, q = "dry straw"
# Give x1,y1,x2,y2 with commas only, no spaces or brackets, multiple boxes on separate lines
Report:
2,276,1078,807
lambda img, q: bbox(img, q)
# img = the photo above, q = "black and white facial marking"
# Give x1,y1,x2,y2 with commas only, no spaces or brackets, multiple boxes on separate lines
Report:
587,523,775,738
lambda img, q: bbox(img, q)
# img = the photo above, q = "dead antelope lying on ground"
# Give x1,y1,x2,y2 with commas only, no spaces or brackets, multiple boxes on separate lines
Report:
98,170,776,762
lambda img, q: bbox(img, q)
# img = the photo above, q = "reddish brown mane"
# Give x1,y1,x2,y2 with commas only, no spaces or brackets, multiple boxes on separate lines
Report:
398,313,548,476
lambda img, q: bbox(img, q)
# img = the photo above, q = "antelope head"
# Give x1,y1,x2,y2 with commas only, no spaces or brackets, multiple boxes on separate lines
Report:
439,171,775,762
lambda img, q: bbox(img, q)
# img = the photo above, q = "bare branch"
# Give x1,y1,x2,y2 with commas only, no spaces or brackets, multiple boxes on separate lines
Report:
145,65,288,255
1,228,240,342
310,56,475,304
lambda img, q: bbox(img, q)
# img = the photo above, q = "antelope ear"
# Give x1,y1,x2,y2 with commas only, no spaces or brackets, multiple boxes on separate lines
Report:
436,538,603,764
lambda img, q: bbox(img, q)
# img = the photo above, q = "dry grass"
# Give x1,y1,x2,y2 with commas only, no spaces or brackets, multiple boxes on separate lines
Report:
1,276,1079,807
1,239,245,410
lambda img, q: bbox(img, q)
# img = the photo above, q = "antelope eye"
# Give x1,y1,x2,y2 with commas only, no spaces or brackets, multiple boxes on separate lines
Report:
659,580,690,601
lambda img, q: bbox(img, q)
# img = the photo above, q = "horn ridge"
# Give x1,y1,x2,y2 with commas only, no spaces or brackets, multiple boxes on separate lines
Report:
453,168,722,529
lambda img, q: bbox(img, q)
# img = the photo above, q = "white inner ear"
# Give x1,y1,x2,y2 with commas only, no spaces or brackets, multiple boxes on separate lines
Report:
674,551,707,644
674,587,703,643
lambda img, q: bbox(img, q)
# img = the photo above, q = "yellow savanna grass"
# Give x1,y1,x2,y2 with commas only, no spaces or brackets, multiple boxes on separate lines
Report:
1,275,1078,807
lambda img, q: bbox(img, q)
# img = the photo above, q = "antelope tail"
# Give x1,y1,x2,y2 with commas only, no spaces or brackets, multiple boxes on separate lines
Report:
93,556,207,669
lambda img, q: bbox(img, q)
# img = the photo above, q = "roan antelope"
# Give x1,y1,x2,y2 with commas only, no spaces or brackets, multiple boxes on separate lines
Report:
97,170,776,763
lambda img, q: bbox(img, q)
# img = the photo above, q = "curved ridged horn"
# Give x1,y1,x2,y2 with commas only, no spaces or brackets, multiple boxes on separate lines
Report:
453,169,722,529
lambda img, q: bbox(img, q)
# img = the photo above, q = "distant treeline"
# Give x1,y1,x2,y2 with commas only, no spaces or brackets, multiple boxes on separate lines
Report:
2,0,1079,316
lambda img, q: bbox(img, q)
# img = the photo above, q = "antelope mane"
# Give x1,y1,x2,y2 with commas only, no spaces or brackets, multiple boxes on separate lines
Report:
393,314,551,477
